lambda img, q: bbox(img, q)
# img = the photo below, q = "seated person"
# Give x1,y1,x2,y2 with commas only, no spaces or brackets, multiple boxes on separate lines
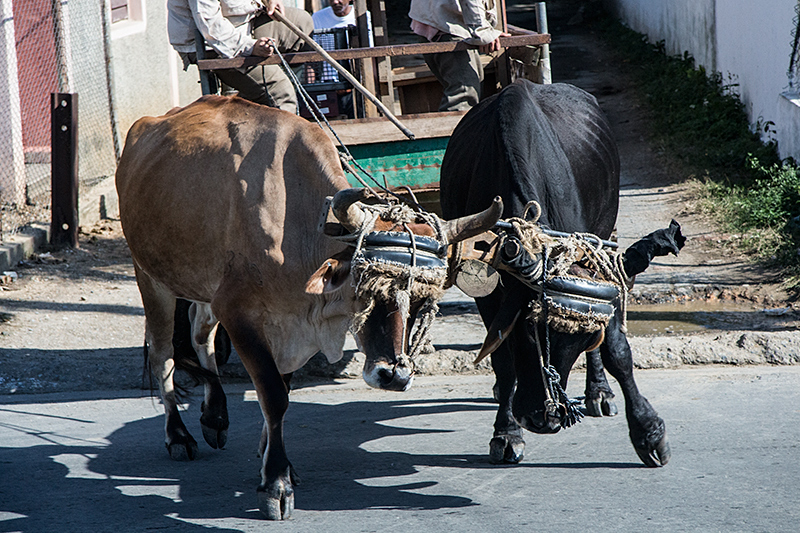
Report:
311,0,356,28
308,0,373,116
168,0,314,114
409,0,508,111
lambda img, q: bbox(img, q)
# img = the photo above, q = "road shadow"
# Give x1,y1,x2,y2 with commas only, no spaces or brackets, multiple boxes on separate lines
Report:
0,389,643,530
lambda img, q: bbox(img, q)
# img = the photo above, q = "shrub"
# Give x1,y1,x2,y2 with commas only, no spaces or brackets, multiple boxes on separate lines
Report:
595,15,800,287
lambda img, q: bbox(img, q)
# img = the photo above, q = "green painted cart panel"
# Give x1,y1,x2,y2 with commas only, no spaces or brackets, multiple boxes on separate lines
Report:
344,137,449,189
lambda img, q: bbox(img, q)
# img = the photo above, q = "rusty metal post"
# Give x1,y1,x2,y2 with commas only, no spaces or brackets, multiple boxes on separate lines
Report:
51,93,79,248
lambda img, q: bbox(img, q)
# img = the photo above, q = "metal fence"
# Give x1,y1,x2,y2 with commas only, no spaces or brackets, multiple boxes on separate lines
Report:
790,0,800,90
1,0,118,240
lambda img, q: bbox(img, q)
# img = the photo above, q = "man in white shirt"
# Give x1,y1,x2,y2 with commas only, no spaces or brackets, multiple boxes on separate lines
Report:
409,0,508,111
311,0,355,29
168,0,314,113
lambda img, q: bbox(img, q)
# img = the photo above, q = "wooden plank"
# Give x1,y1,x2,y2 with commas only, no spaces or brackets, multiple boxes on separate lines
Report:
354,0,377,117
369,0,395,112
322,111,466,145
507,24,538,36
198,33,551,70
390,64,436,85
390,54,493,85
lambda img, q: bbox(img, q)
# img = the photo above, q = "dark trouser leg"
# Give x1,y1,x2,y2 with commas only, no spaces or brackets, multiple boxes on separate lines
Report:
212,66,276,106
249,7,314,114
423,35,483,111
208,7,312,111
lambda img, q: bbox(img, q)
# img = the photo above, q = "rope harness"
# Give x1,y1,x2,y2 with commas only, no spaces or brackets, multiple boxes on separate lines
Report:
267,50,627,428
509,204,630,429
496,202,631,336
331,203,449,370
456,201,633,430
534,243,585,429
267,43,454,370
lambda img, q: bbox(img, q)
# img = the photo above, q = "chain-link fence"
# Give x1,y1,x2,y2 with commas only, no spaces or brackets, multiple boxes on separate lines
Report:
790,0,800,90
1,0,118,240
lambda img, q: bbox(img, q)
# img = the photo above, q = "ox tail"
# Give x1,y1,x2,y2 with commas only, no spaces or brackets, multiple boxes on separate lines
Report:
622,220,686,279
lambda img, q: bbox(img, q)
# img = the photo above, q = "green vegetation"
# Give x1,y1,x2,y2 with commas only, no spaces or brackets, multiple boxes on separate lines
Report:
594,15,800,288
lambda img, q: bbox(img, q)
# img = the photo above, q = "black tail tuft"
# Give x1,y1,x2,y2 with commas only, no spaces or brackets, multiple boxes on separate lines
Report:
622,219,686,278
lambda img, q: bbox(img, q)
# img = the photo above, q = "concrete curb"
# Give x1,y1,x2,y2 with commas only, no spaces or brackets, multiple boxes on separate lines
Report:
0,224,50,272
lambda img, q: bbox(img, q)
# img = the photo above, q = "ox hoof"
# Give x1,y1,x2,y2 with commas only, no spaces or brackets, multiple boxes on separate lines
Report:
635,435,671,468
200,401,230,449
585,395,618,418
166,437,199,461
201,425,228,450
257,480,295,520
489,435,525,464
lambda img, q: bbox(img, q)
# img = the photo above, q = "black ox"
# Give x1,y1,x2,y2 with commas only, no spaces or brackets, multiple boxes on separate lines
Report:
440,79,684,467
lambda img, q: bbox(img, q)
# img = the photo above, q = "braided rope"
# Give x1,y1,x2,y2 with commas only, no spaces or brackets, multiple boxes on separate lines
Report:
331,203,448,366
543,364,584,428
533,310,584,430
504,207,632,333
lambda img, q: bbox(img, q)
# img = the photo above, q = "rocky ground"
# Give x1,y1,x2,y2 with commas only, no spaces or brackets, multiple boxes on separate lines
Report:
1,0,799,395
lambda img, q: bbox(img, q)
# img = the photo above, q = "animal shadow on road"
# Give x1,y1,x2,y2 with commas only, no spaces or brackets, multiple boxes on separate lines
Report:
0,389,641,530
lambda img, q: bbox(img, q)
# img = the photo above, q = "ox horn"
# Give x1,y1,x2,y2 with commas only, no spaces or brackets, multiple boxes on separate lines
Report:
441,196,504,244
331,188,370,233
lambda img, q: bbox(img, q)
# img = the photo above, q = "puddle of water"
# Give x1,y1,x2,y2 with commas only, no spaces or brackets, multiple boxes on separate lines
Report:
439,298,795,337
625,301,769,337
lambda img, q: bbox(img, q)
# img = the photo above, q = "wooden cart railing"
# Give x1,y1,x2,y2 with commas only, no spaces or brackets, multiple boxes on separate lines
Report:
194,1,552,209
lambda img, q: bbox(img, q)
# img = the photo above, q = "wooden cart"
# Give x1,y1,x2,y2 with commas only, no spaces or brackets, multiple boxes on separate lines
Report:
197,1,551,211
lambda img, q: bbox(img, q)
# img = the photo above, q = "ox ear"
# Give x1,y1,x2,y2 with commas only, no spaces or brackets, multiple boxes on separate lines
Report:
306,257,352,294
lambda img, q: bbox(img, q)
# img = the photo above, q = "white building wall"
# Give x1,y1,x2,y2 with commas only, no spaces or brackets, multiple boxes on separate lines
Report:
606,0,717,71
605,0,800,162
109,0,201,140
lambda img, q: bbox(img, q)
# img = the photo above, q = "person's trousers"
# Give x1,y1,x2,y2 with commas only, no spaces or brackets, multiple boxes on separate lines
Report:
212,7,313,113
423,34,483,112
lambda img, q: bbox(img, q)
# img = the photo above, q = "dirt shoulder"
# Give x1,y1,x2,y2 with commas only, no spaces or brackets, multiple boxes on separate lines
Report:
1,0,798,395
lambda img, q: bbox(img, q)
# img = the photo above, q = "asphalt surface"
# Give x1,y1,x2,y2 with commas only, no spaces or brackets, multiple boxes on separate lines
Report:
2,366,799,532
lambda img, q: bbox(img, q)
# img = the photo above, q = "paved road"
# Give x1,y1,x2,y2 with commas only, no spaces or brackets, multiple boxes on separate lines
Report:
2,366,798,532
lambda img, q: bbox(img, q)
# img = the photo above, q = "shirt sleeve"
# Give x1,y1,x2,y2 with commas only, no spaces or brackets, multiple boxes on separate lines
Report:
219,0,261,17
457,0,502,46
189,0,257,58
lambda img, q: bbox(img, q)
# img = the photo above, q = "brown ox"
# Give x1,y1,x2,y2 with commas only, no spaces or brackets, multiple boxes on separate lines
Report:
115,95,501,520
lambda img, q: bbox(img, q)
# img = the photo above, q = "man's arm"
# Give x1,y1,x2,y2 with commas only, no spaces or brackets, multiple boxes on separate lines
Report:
190,0,258,58
457,0,504,48
261,0,283,16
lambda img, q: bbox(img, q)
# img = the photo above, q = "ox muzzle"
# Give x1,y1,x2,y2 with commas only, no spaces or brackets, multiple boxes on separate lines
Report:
315,188,504,392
